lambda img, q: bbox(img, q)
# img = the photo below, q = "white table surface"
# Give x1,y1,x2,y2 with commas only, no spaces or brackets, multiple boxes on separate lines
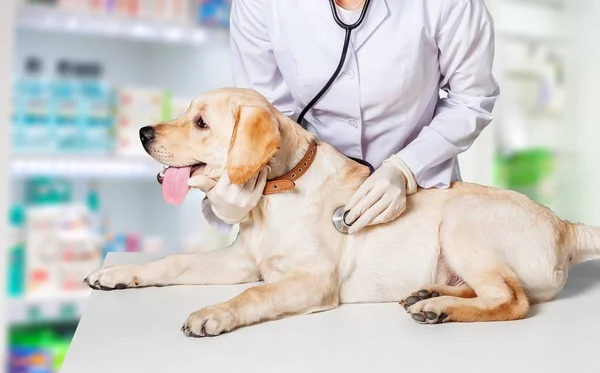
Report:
61,252,600,373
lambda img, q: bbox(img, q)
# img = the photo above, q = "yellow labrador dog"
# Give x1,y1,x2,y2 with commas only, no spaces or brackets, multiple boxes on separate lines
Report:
85,88,600,337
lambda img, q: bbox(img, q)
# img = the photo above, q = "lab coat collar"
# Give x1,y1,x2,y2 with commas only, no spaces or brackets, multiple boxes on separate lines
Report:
311,0,389,51
353,0,389,50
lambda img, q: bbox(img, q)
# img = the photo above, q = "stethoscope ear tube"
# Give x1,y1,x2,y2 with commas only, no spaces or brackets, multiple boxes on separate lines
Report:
328,0,373,30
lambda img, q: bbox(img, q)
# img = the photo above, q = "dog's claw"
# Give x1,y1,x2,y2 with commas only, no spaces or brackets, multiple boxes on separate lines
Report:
182,321,207,338
438,313,448,323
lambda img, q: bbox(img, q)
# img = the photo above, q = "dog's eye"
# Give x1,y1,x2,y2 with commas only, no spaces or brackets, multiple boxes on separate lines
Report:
195,117,208,129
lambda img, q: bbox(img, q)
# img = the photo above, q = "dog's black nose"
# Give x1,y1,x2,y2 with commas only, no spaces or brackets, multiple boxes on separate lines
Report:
139,126,155,145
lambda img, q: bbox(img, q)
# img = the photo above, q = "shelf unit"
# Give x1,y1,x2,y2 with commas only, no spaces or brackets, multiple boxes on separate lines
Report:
16,3,228,46
11,155,160,179
7,290,91,326
4,2,234,370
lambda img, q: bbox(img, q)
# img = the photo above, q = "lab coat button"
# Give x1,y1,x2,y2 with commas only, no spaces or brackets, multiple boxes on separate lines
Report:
348,119,358,128
346,69,355,79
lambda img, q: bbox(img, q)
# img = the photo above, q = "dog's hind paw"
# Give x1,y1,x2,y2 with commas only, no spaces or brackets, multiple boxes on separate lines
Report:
400,289,440,312
409,309,449,324
400,289,451,324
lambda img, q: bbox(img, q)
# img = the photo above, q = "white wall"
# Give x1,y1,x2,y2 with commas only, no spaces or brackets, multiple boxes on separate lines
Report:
566,0,600,225
144,37,234,98
480,0,600,225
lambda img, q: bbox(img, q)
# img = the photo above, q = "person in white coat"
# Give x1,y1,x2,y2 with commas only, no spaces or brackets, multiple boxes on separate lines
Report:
191,0,500,235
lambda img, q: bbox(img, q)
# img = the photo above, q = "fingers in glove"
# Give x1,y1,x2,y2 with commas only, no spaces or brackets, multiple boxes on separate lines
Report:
241,171,261,193
206,171,238,202
345,184,386,225
348,197,390,235
252,168,269,195
344,181,372,217
188,174,217,193
240,167,268,195
216,170,236,190
367,198,406,227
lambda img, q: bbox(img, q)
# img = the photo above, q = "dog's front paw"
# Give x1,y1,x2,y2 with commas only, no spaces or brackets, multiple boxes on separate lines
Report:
84,265,141,291
182,306,236,338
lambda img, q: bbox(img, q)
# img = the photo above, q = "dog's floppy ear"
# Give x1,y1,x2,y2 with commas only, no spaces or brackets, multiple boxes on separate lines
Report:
227,105,280,184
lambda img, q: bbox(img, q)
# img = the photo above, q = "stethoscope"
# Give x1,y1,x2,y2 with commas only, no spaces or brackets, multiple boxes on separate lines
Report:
295,0,374,234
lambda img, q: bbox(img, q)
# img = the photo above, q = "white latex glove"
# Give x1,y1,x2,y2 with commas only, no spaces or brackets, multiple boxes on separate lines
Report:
188,168,268,225
200,197,233,235
344,155,417,234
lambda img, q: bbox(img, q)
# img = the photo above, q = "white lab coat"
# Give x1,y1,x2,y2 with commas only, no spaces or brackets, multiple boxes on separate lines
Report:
229,0,500,188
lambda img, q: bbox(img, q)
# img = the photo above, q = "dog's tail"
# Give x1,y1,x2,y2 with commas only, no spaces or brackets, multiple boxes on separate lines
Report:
567,223,600,265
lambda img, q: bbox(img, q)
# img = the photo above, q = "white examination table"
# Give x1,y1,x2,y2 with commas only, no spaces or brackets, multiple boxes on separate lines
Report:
61,253,600,373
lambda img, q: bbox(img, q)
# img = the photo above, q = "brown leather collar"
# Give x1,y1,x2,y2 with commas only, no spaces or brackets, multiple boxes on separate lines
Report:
263,140,318,195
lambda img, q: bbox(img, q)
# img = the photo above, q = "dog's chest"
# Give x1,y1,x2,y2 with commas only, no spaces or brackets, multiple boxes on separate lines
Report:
241,199,341,283
249,233,331,283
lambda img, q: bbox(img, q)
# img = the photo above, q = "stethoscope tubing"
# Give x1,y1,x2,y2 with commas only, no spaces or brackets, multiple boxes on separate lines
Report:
328,0,373,30
296,0,373,125
293,0,374,234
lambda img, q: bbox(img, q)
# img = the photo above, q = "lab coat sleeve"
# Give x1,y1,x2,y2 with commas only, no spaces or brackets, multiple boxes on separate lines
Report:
229,0,297,119
396,0,500,189
201,197,233,235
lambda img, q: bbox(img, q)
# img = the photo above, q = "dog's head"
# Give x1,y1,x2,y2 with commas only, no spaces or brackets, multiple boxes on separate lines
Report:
139,88,281,205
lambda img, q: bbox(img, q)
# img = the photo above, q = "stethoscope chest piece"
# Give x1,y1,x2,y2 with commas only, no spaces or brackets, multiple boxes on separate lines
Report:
332,206,352,234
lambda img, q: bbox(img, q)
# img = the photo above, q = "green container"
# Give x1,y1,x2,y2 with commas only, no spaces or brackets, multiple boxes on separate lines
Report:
10,326,73,372
493,148,555,205
25,177,72,205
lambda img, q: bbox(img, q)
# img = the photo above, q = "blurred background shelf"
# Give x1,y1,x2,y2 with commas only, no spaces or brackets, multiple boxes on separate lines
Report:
8,290,90,326
11,155,160,179
16,3,227,45
5,1,235,371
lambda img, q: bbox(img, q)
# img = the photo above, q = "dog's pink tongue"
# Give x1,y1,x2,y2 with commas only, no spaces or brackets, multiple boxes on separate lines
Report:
162,166,192,205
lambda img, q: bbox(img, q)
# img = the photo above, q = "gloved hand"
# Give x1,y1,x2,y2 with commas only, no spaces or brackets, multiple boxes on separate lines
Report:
188,168,269,225
344,155,417,234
